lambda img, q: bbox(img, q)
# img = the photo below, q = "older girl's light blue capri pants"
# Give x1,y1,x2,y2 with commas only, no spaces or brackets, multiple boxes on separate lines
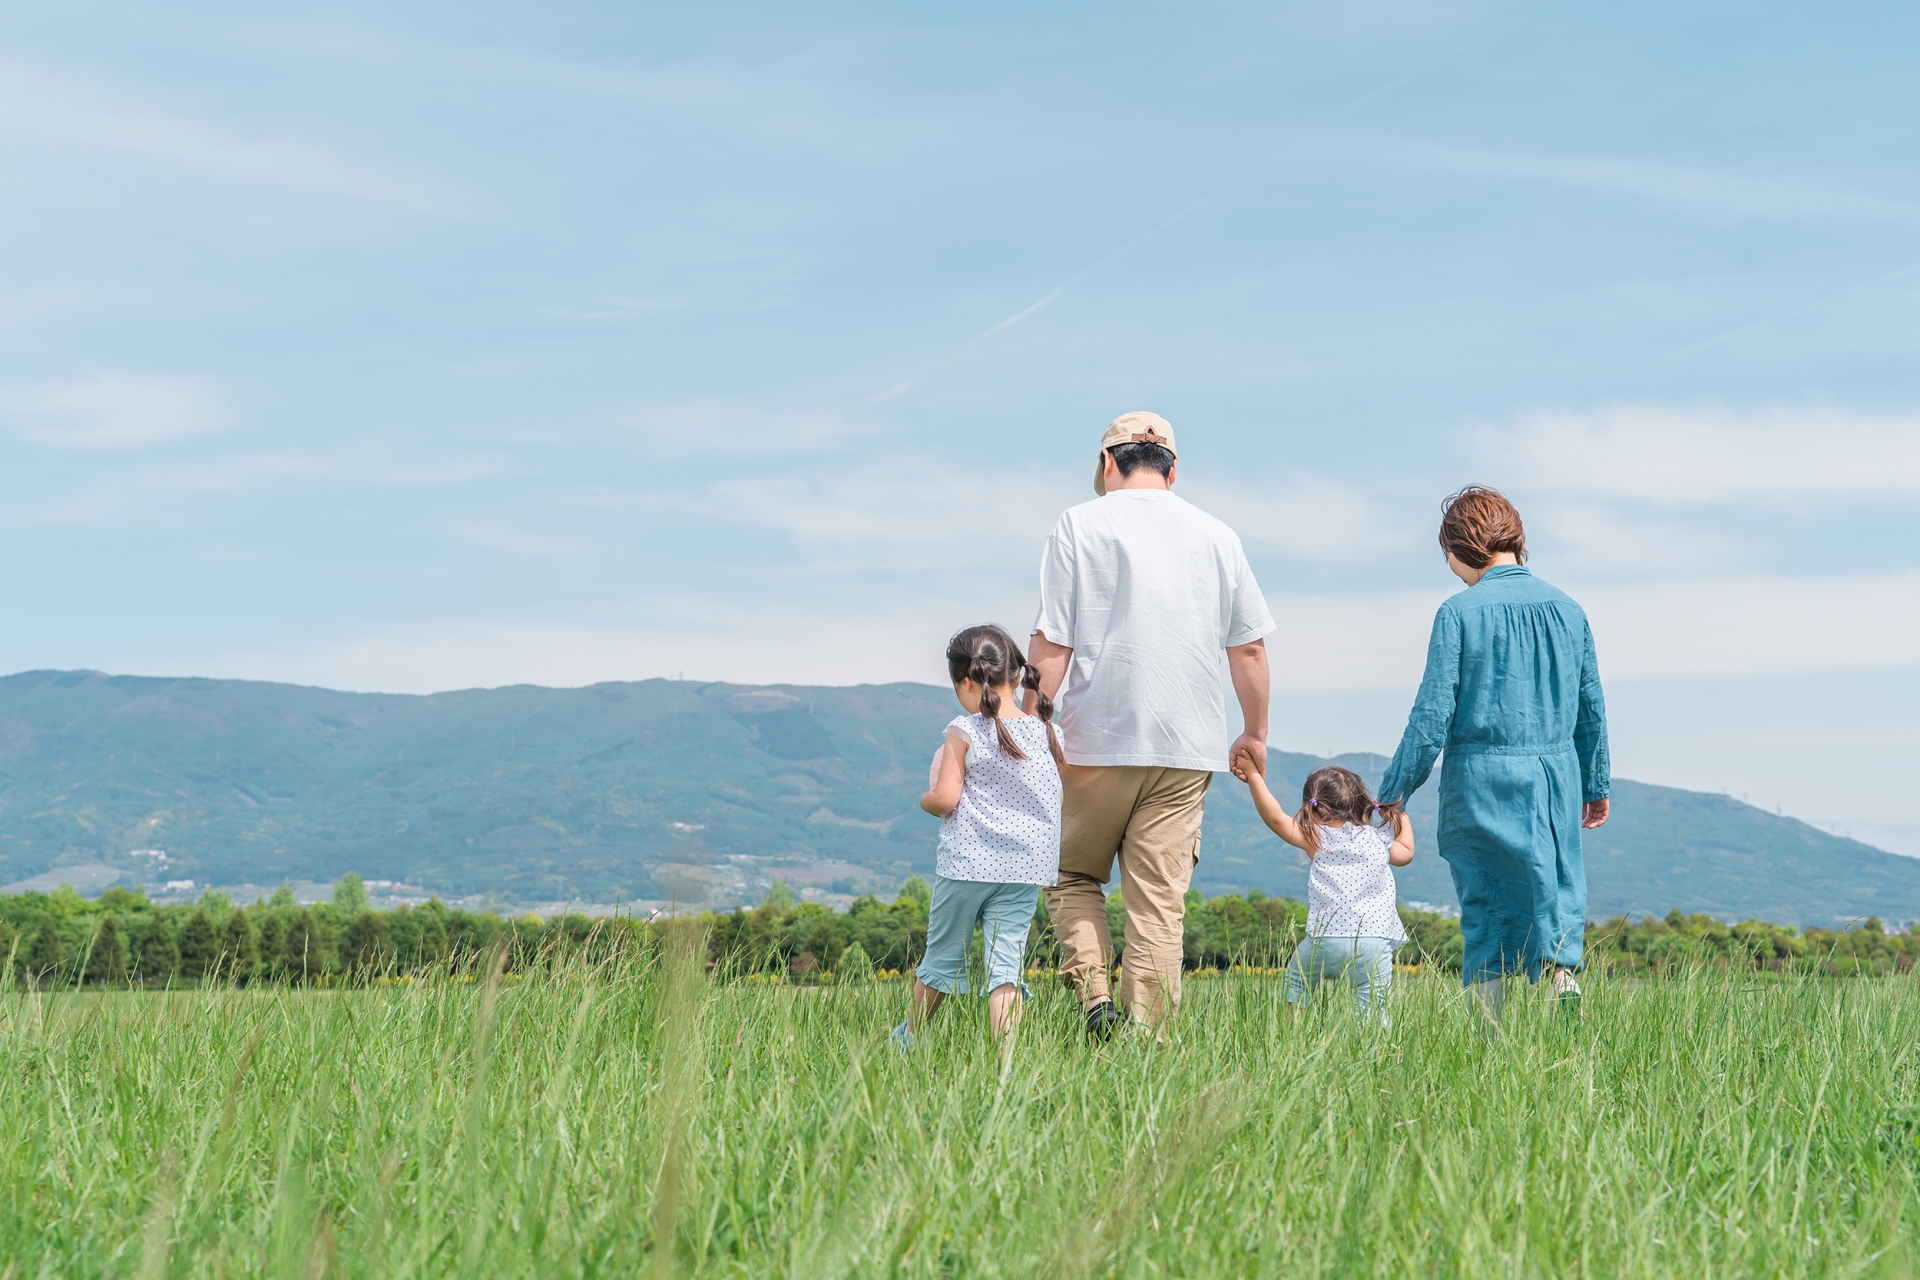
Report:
916,875,1040,998
1285,935,1397,1025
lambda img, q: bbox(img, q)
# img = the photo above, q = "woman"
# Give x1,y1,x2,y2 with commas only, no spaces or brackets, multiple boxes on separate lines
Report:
1378,487,1609,1022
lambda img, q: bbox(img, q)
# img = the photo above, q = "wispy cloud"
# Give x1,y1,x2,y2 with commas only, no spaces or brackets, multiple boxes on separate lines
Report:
615,401,868,458
1526,503,1742,575
1478,402,1920,503
0,56,464,215
707,459,1071,571
1180,476,1422,565
0,374,231,449
444,520,594,560
1579,572,1920,680
0,443,507,527
226,609,968,694
1263,569,1920,693
1346,138,1920,225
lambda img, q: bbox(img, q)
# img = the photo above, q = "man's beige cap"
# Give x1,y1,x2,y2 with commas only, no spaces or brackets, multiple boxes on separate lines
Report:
1093,411,1178,496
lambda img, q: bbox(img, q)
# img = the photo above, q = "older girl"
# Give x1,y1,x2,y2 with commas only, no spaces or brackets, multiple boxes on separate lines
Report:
893,624,1063,1049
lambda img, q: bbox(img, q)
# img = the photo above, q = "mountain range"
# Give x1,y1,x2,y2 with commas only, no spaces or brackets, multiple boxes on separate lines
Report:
1,669,1915,927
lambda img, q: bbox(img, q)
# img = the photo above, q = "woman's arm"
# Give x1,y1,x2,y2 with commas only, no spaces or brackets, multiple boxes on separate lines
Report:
1235,755,1312,854
1575,617,1611,829
1377,604,1463,807
921,730,969,817
1385,809,1415,867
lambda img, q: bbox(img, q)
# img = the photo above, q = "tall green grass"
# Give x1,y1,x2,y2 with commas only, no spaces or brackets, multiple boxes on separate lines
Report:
3,956,1915,1277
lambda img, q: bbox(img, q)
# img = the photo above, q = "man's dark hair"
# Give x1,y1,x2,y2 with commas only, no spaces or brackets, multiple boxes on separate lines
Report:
1107,442,1174,481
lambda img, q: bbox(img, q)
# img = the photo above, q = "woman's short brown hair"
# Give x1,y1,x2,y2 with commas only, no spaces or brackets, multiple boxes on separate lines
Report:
1438,485,1527,569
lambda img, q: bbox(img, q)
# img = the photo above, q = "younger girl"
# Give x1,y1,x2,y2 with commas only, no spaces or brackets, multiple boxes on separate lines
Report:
1231,753,1414,1024
894,624,1064,1049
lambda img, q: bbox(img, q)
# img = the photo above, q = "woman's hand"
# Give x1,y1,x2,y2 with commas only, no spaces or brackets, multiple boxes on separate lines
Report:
1581,799,1610,829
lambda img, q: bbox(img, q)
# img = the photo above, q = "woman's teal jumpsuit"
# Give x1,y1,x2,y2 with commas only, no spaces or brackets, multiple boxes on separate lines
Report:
1378,565,1610,984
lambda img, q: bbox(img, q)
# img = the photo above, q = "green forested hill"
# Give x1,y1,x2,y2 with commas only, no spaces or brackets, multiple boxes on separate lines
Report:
0,670,1914,926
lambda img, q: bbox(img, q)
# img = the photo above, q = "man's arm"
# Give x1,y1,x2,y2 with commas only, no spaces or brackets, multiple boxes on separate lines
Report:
1227,638,1269,778
1025,630,1072,710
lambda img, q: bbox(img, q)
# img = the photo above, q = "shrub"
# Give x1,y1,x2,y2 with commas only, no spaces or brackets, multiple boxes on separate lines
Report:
178,909,220,980
26,912,64,981
222,910,258,984
84,916,128,984
138,918,179,982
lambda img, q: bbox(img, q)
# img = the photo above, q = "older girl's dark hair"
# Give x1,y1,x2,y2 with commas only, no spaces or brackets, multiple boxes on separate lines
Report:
944,624,1060,760
1438,485,1527,570
1294,765,1384,856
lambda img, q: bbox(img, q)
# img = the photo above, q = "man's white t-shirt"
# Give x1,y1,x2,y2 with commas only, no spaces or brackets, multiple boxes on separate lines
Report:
1032,489,1274,771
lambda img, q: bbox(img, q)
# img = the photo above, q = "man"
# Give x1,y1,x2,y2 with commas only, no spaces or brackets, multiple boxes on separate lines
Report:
1027,411,1273,1038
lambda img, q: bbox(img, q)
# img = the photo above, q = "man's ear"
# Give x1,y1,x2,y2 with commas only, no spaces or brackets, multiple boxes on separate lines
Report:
1166,459,1177,487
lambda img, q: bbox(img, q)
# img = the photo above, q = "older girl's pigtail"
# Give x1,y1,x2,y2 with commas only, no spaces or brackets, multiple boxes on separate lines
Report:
972,657,1026,759
945,624,1043,760
1021,662,1062,759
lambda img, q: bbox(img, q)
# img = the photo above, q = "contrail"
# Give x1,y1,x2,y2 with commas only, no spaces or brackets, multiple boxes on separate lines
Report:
866,192,1222,403
977,192,1223,339
1331,46,1466,117
864,37,1470,404
1667,258,1920,361
981,287,1065,337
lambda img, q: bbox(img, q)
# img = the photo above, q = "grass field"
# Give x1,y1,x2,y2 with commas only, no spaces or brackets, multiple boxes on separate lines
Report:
4,953,1917,1278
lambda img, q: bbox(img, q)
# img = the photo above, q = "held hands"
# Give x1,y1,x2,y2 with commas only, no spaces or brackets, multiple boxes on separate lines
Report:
1228,733,1267,781
1229,742,1266,784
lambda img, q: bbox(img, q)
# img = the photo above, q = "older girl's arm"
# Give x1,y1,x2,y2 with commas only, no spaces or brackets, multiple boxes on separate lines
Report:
921,731,969,817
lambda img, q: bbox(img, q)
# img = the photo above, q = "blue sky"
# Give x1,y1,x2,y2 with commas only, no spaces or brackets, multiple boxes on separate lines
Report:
2,2,1917,850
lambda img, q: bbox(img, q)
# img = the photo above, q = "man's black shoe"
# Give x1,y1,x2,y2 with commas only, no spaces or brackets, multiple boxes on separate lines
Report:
1085,1000,1126,1042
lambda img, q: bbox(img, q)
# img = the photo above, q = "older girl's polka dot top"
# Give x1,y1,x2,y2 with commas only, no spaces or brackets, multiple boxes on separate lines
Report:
936,713,1062,887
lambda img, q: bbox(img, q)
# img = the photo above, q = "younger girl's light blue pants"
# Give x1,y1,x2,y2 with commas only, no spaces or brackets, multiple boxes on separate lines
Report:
1284,936,1397,1025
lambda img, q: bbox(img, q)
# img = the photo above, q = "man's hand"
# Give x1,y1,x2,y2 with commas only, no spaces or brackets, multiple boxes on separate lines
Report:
1582,799,1610,829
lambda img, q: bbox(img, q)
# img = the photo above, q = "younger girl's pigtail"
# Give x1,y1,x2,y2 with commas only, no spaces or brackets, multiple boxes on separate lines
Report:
1374,799,1403,829
1293,798,1323,856
974,658,1026,759
1021,662,1062,759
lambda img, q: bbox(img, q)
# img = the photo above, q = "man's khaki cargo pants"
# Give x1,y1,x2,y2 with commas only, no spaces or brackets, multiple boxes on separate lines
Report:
1044,765,1210,1026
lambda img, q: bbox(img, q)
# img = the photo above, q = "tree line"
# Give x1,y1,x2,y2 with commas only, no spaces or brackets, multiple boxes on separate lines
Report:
0,873,1910,987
